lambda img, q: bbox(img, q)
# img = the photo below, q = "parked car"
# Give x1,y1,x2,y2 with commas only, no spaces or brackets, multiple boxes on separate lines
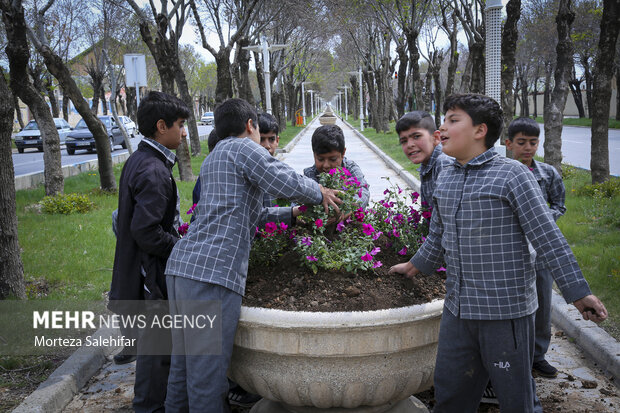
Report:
118,116,137,137
14,118,72,153
200,111,214,125
65,116,126,155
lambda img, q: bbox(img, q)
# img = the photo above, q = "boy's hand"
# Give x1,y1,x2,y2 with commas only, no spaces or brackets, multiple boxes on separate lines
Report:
573,295,608,323
388,261,420,279
319,185,343,215
292,206,302,218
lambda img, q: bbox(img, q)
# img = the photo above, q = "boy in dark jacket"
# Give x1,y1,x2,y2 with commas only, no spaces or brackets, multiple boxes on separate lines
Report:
109,91,190,413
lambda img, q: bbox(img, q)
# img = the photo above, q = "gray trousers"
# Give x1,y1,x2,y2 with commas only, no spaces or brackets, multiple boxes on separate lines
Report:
433,308,542,413
534,265,553,362
165,275,242,413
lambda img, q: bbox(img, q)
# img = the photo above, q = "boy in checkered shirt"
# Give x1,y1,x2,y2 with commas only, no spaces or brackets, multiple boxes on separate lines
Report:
389,94,607,412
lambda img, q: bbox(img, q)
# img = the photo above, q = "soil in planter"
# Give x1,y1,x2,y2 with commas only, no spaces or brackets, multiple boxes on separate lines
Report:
244,246,446,312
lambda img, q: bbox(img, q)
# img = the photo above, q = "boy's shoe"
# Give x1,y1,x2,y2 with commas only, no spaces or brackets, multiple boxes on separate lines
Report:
113,346,137,365
532,359,558,378
228,385,262,408
480,382,499,405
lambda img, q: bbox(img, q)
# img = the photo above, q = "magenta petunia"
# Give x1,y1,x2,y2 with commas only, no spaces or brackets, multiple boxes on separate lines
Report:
398,246,407,255
301,237,313,246
370,247,381,256
373,261,383,268
306,255,318,262
411,192,420,203
178,222,189,236
392,229,400,237
329,168,338,175
360,253,373,262
437,267,447,272
362,223,374,236
265,222,277,234
336,221,345,232
299,205,308,212
372,231,383,240
383,188,390,195
315,218,323,228
354,209,365,222
422,210,432,219
358,189,363,198
342,167,352,176
279,223,288,231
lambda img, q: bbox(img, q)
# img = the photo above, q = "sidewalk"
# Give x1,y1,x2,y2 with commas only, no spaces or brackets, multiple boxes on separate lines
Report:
15,117,619,413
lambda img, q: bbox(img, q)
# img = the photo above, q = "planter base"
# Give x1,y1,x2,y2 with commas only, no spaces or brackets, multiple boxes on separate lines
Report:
249,396,429,413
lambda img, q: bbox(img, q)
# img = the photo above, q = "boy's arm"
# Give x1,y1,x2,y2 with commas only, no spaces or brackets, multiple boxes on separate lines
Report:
258,206,294,226
409,199,445,274
546,166,566,221
130,168,178,258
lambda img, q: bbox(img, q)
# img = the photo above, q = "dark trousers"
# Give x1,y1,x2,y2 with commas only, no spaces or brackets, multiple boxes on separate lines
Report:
534,265,553,362
433,308,542,413
165,275,242,413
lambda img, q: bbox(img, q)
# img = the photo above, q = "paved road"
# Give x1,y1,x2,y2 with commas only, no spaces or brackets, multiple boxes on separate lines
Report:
12,126,213,177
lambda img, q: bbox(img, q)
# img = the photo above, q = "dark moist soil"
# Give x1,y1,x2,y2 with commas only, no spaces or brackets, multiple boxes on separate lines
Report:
244,246,446,312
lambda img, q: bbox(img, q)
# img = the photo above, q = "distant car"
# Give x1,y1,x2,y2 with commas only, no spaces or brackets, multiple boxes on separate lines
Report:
200,112,214,125
14,118,72,153
119,116,137,137
65,115,126,155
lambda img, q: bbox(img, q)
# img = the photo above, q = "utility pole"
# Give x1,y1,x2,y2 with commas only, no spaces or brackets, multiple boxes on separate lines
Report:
339,86,349,120
348,68,364,131
307,89,315,117
243,36,288,114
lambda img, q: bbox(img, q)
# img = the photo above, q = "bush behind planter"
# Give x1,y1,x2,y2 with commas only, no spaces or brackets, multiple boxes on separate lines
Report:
40,193,95,215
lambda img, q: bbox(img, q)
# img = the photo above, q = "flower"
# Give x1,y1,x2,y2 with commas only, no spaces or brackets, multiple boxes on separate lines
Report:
362,223,374,236
361,253,373,262
186,203,197,215
354,208,365,222
372,231,383,240
178,222,189,236
301,236,313,246
265,222,277,234
336,221,345,232
279,223,288,232
398,246,408,255
315,218,323,228
299,205,308,212
422,210,432,220
306,255,318,261
370,247,381,256
373,261,383,268
437,267,447,272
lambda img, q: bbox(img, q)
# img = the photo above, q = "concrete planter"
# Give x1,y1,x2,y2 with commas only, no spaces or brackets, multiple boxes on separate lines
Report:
319,116,337,125
229,299,444,412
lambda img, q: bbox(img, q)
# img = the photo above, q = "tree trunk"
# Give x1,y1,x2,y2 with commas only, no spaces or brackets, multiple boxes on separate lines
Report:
62,92,69,121
364,69,378,131
236,37,254,105
423,71,432,113
405,30,422,110
616,64,620,120
590,0,620,183
444,13,459,98
460,51,473,93
432,52,444,129
215,49,234,104
395,44,408,118
520,73,530,116
350,75,359,121
543,62,553,114
91,76,102,115
126,87,136,121
501,0,521,146
254,51,266,112
0,68,26,300
469,41,485,94
13,94,24,128
374,68,388,133
174,61,202,157
543,0,575,174
45,75,59,118
2,2,64,196
581,56,593,117
568,79,586,118
100,86,108,115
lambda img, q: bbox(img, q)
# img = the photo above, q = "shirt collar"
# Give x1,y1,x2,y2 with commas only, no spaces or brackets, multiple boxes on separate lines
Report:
143,138,177,166
528,158,542,179
419,145,443,176
453,147,499,169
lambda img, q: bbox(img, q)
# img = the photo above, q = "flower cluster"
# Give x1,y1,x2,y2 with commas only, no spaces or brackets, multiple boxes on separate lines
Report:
177,203,197,237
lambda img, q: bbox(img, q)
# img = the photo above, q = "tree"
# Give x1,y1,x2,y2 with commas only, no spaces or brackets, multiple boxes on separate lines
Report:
454,0,485,93
572,0,602,117
543,0,575,174
590,0,619,183
0,67,26,299
1,0,64,196
501,0,521,149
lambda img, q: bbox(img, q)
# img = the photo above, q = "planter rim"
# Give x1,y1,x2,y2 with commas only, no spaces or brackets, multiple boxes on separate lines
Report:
239,299,444,328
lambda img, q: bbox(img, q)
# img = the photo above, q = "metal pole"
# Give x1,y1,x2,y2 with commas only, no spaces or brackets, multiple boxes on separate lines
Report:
358,69,364,131
262,36,273,114
485,0,503,147
301,82,306,125
133,57,140,109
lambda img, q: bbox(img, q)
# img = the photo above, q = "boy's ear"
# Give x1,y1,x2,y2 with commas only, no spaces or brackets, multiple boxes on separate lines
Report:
155,119,167,137
433,130,441,145
342,147,347,157
473,123,488,142
505,138,514,151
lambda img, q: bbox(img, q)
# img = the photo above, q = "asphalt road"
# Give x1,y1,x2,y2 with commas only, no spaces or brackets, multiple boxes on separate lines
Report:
11,124,619,177
12,126,213,177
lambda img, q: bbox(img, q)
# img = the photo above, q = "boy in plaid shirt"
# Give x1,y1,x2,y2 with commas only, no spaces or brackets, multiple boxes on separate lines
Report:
164,98,341,412
389,94,607,412
507,116,566,379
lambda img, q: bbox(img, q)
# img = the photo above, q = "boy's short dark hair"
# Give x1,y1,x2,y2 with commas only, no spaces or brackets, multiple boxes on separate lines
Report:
395,111,436,136
207,129,221,152
137,91,191,138
507,117,540,140
258,112,279,135
443,93,503,149
214,98,257,139
311,125,345,154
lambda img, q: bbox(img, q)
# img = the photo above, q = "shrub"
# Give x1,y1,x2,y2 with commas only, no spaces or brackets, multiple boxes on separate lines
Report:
577,178,620,199
40,193,95,214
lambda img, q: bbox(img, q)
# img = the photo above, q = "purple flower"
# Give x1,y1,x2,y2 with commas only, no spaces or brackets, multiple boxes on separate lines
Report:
354,209,365,222
422,210,432,220
361,253,373,262
186,203,197,215
398,187,403,194
315,218,323,228
265,222,277,234
342,168,352,176
299,205,308,212
301,237,313,246
398,246,407,255
358,189,363,198
373,261,383,268
437,267,447,272
336,221,345,232
362,223,374,236
372,231,383,240
392,229,400,238
383,188,390,195
329,168,338,175
178,222,189,236
306,255,318,262
279,223,288,231
370,247,381,256
411,192,420,203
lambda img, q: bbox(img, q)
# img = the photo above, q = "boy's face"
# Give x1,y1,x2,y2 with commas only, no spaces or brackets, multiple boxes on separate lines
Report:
156,117,187,150
440,108,487,165
260,131,280,156
506,133,539,166
398,127,440,165
313,148,346,174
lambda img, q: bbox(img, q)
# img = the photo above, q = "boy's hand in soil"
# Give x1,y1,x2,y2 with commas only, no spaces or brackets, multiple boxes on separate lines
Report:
388,261,420,279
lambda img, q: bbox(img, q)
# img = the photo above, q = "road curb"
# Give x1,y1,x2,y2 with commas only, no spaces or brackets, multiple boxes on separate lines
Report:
551,290,620,381
12,328,121,413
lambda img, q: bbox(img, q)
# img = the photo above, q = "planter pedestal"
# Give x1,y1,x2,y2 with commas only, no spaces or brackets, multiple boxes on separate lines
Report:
250,396,429,413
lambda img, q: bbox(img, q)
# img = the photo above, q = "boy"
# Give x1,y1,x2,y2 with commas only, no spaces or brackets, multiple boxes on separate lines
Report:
304,124,370,208
395,110,452,206
507,117,566,378
389,93,607,412
258,112,280,155
164,98,341,412
109,91,190,412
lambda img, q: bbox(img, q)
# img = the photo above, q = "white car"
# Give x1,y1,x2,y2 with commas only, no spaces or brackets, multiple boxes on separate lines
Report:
200,112,214,125
14,118,72,153
119,116,137,137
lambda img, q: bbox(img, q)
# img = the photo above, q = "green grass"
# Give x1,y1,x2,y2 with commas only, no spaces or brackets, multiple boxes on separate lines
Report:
358,123,620,340
531,116,620,129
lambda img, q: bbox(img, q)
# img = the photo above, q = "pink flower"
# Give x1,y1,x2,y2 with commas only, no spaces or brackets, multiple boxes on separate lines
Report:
342,167,352,176
422,210,432,219
372,231,383,240
370,247,381,256
392,229,400,237
265,222,277,234
437,267,447,272
354,209,365,222
358,189,363,198
299,205,308,212
411,192,420,203
315,218,323,228
398,246,407,255
361,253,373,262
336,221,345,232
306,255,318,261
362,223,374,235
329,168,338,175
186,203,197,215
398,187,403,194
279,223,288,231
383,188,390,195
178,222,189,236
373,261,383,268
301,237,313,246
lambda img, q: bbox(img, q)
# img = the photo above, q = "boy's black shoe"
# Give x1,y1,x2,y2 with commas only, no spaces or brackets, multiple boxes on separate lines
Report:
227,384,262,408
113,346,137,365
480,382,499,405
532,359,558,378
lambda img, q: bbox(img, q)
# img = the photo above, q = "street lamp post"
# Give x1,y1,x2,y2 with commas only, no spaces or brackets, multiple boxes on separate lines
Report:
485,0,503,148
339,86,349,120
243,36,288,114
307,89,315,118
348,68,364,131
301,81,311,124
